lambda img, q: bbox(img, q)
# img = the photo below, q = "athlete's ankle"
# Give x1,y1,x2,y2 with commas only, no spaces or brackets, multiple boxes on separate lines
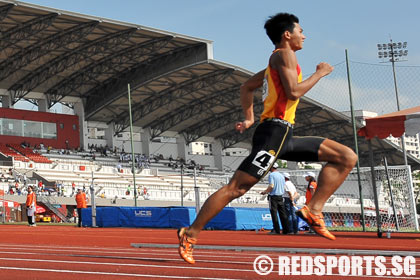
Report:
185,227,199,239
305,204,322,215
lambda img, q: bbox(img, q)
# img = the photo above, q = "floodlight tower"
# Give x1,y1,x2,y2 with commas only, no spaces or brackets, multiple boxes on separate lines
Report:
377,40,408,165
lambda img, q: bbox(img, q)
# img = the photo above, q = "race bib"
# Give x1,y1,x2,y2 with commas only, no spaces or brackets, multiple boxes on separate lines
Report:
252,150,275,171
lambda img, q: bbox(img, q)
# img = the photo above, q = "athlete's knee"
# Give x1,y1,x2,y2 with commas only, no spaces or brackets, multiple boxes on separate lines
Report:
340,146,358,170
224,170,258,200
229,185,249,199
224,182,252,200
321,140,357,169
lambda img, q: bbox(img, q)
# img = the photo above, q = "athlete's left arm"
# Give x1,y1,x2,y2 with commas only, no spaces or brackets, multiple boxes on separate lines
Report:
272,50,333,100
236,69,265,133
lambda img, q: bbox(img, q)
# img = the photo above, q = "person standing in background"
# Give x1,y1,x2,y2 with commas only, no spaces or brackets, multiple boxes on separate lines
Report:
304,171,317,233
304,172,317,205
261,163,289,235
26,186,36,227
283,173,299,234
75,188,89,227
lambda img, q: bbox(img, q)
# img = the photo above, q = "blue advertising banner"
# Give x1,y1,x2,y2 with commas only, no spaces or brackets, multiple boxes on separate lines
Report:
169,207,196,229
205,207,237,230
234,207,274,230
81,206,308,231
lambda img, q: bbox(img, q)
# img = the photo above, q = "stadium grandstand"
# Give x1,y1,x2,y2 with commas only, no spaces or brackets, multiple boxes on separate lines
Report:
0,1,418,231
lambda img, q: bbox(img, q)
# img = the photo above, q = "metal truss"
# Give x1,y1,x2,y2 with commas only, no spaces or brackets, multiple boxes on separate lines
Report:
146,86,240,138
215,102,325,149
218,122,258,149
113,67,233,135
0,3,14,22
329,134,362,148
60,102,74,110
45,35,173,108
0,20,98,82
86,43,207,121
0,12,58,51
9,27,137,102
181,102,264,145
24,98,38,107
295,106,323,121
357,147,401,167
294,120,350,137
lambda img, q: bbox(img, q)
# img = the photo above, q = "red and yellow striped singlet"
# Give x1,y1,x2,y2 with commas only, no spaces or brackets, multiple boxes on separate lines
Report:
260,53,302,125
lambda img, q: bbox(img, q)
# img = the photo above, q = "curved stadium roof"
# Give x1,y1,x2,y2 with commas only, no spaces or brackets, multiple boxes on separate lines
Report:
0,0,419,169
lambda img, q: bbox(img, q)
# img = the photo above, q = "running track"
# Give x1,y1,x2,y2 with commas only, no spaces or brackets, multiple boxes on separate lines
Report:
0,225,418,279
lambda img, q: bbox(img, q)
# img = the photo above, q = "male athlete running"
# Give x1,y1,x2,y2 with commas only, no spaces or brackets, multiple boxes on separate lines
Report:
178,12,357,264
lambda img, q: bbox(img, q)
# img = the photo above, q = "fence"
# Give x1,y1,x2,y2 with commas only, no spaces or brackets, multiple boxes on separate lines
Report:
157,164,419,232
305,61,420,116
0,199,21,223
267,165,418,232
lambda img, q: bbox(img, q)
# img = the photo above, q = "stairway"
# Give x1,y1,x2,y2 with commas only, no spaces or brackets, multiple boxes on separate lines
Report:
38,197,71,223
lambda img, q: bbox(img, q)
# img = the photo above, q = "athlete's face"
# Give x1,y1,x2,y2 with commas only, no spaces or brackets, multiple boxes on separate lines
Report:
288,23,305,51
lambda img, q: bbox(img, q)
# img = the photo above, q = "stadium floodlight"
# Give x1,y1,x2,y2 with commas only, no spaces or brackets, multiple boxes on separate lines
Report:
376,38,408,165
377,39,408,63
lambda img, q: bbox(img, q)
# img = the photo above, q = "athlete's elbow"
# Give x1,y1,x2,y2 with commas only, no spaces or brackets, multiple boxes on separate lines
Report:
240,84,254,95
287,93,300,101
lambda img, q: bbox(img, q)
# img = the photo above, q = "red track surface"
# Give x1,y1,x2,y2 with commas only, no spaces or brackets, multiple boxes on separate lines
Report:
0,225,418,279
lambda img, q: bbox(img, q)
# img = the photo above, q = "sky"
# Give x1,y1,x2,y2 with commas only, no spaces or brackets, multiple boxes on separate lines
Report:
9,0,420,114
17,0,420,75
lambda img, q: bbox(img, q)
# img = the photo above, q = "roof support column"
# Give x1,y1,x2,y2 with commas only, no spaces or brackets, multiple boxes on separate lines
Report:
105,122,115,150
177,135,188,162
212,140,223,170
2,93,12,108
38,99,48,112
141,128,151,156
74,102,88,151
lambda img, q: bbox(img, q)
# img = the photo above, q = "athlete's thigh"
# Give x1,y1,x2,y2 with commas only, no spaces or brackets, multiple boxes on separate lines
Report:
238,122,292,179
227,169,259,192
280,135,325,162
317,138,355,163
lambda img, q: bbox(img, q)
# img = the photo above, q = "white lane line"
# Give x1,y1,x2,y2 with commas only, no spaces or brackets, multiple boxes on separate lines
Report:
0,257,255,273
0,262,418,280
0,244,261,259
0,266,246,280
0,250,252,265
0,243,266,256
0,248,418,268
0,252,418,277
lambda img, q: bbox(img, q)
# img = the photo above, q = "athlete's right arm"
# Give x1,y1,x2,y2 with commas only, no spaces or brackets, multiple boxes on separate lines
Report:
236,69,265,133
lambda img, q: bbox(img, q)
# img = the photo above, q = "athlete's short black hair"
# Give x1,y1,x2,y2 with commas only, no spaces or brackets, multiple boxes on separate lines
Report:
264,13,299,45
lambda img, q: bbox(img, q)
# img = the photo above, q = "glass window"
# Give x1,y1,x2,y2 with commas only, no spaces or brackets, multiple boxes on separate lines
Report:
2,118,23,136
24,120,42,138
0,118,57,139
43,122,57,139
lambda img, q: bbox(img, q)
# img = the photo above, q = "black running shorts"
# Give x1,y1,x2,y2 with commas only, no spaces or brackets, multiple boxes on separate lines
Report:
237,119,325,180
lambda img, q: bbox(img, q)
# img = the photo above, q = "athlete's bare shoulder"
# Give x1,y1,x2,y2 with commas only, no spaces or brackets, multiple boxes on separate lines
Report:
269,48,297,69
